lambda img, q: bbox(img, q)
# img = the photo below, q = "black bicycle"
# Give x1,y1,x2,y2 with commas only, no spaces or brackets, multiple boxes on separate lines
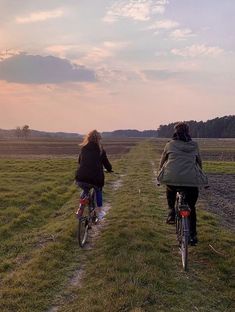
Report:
175,191,191,271
76,187,97,248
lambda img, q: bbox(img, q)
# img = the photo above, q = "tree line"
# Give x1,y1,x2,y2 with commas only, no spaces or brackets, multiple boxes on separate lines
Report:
157,115,235,138
1,116,234,139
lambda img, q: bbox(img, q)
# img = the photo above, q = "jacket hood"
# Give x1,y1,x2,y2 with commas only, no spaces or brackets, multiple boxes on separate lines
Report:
170,140,197,153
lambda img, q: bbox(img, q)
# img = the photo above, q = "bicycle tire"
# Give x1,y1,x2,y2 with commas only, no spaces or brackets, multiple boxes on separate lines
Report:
78,216,89,247
175,213,181,243
180,217,190,271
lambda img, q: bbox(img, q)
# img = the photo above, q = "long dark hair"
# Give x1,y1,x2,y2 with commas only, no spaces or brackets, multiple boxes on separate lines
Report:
173,122,191,142
80,130,102,150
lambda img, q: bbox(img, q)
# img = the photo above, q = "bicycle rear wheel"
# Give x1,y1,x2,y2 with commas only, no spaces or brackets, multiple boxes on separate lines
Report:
77,203,90,248
180,217,190,271
78,216,89,247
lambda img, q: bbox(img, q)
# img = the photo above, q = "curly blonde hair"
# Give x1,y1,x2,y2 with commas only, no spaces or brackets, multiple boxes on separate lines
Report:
80,130,102,149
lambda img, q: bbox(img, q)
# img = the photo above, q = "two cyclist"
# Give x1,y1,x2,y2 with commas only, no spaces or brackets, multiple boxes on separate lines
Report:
75,124,208,245
157,122,208,245
75,130,112,221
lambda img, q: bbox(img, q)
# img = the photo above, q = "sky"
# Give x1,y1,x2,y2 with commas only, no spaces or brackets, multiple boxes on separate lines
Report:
0,0,234,133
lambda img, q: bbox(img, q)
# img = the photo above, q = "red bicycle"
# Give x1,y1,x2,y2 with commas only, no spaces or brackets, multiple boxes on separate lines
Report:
76,187,97,248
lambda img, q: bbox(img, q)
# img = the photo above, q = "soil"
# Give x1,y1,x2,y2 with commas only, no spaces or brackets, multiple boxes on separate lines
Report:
200,151,235,161
200,173,235,231
0,139,136,158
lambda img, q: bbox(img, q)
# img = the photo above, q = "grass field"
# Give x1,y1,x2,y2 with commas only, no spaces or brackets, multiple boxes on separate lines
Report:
0,138,234,311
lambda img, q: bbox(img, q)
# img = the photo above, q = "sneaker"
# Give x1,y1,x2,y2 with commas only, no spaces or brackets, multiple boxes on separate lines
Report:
97,210,106,221
190,236,198,246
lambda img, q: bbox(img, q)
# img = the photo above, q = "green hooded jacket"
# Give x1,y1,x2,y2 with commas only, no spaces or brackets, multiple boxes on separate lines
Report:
157,140,208,187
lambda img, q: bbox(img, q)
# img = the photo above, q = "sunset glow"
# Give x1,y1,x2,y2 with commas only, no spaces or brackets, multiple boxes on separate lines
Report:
0,0,234,133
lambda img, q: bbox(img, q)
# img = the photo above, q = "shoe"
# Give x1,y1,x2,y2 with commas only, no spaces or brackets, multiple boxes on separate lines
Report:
97,210,106,221
166,211,175,224
190,236,198,246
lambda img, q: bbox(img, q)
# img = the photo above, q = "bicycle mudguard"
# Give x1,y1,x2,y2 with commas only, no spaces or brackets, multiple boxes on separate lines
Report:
80,197,89,205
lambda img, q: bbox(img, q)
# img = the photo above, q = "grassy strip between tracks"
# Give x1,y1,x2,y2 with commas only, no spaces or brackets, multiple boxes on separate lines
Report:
54,141,234,312
0,142,234,312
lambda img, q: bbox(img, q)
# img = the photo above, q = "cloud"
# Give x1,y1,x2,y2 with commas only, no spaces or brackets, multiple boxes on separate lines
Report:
16,8,64,24
97,66,139,83
0,54,97,84
142,69,180,80
45,45,85,60
81,41,130,65
170,28,195,40
171,44,224,58
0,49,22,61
146,19,194,40
103,0,168,23
147,19,179,30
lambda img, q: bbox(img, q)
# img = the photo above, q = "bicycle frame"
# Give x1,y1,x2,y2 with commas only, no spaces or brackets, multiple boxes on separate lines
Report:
79,190,96,213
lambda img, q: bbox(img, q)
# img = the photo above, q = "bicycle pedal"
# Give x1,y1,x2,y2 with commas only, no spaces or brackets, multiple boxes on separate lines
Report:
94,218,99,224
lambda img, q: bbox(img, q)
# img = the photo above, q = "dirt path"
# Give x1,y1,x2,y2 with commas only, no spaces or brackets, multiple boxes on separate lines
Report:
47,176,124,312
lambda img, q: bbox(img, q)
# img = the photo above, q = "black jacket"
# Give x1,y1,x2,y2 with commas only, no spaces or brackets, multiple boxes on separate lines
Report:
75,142,112,187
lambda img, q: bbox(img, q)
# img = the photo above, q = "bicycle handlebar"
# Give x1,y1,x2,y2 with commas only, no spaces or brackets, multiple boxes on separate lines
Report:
104,169,119,174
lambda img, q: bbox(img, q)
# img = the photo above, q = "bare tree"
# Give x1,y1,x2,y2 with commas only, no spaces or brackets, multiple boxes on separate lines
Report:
22,125,30,139
15,126,22,139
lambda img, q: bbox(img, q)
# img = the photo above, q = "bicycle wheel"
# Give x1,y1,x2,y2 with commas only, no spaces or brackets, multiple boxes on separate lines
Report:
78,216,89,247
77,204,90,247
175,213,182,243
180,217,190,271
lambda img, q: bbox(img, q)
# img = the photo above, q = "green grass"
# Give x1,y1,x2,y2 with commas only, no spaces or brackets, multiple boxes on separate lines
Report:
0,143,234,312
53,142,234,312
0,158,80,311
204,161,235,174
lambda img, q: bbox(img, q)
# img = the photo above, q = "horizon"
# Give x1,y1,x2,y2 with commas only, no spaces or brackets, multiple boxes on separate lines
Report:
1,0,235,132
1,114,234,135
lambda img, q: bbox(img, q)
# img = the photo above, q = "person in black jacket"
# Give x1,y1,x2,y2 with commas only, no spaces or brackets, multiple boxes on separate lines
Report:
75,130,112,220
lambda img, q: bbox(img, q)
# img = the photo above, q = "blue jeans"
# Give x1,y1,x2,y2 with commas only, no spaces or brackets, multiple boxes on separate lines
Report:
77,182,103,207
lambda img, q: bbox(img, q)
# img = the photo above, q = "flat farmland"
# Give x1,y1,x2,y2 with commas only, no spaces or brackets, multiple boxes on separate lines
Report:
153,138,235,161
197,139,235,230
0,137,140,159
197,138,235,161
0,138,234,311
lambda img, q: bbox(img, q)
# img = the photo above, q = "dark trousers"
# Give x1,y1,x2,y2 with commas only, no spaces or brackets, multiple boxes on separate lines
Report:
166,185,199,236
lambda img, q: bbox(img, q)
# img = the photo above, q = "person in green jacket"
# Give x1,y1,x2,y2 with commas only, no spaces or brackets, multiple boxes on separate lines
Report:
157,122,208,245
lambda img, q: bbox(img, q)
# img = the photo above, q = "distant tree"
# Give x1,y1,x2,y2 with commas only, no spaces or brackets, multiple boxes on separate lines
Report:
15,126,22,139
22,125,30,139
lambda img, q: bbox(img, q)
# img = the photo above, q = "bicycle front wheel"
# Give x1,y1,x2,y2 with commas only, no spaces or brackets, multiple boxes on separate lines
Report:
78,217,89,247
